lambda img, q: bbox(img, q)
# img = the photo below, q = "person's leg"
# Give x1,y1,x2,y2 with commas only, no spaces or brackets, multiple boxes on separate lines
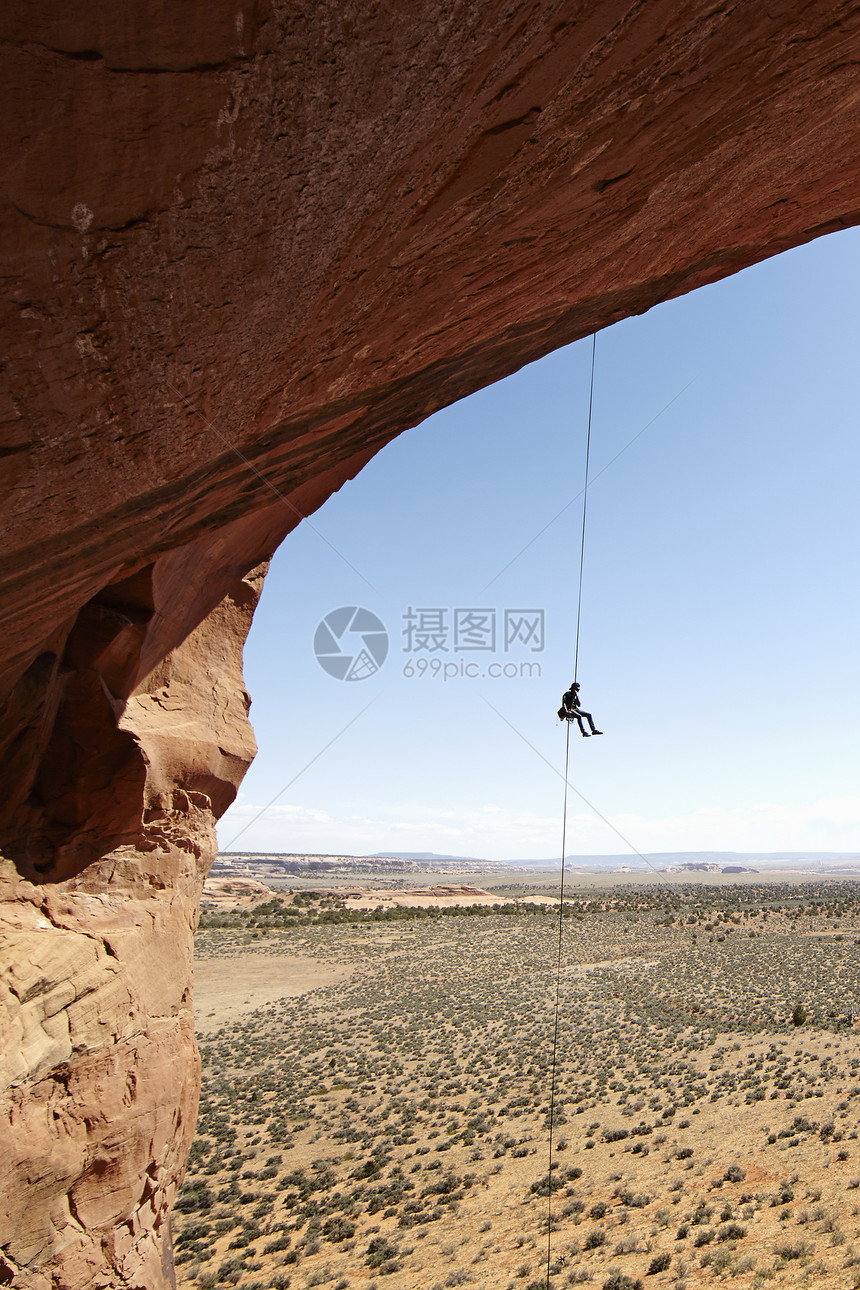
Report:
581,709,602,735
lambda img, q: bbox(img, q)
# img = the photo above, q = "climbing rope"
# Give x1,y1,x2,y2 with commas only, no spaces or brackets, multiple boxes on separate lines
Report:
546,333,597,1284
545,717,571,1284
573,333,596,685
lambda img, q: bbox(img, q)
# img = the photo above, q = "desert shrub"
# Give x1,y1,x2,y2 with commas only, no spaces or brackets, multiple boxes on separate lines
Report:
322,1216,356,1242
216,1259,245,1285
773,1242,810,1261
530,1172,565,1197
614,1236,649,1256
227,1232,255,1250
602,1273,642,1290
616,1189,651,1209
584,1229,607,1250
365,1237,398,1268
174,1182,214,1214
647,1253,671,1274
263,1233,291,1254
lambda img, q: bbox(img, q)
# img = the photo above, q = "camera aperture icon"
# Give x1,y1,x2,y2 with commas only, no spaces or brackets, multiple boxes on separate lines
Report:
314,606,389,681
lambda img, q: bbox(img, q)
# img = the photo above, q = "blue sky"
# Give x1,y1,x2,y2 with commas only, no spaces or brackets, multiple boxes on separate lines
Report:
217,228,860,862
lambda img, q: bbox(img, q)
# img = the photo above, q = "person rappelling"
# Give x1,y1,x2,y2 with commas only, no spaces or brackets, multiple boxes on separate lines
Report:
557,682,602,737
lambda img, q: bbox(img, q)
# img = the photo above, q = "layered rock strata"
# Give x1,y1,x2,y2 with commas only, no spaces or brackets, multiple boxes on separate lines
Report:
1,570,263,1286
3,1,860,1285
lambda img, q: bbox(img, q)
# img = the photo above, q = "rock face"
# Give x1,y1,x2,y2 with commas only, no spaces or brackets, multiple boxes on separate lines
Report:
2,2,860,1284
1,572,262,1287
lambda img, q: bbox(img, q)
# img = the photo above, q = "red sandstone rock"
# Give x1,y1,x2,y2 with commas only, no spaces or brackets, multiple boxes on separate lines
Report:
2,2,860,1285
1,571,262,1287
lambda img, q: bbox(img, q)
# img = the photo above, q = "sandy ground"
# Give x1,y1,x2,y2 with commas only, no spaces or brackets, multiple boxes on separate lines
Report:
258,866,857,893
192,953,353,1033
177,888,860,1290
338,884,559,910
178,903,860,1290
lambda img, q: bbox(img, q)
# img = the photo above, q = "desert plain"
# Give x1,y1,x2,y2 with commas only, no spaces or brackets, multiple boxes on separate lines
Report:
173,877,860,1290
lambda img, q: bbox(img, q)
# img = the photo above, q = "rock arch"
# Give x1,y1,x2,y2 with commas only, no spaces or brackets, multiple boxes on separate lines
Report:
2,2,860,1284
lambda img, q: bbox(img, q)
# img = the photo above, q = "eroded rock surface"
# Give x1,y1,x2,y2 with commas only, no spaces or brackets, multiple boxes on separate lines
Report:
1,858,195,1289
3,1,860,1284
1,571,262,1287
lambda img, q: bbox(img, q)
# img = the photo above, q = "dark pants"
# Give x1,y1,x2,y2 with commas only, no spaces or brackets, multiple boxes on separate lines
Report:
560,706,597,734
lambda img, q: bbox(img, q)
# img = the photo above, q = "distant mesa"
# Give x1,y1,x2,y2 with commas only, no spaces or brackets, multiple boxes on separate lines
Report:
214,851,521,878
366,850,488,863
664,862,759,874
216,849,860,878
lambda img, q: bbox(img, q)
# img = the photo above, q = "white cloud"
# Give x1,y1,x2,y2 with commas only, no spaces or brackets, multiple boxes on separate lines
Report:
217,793,860,861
